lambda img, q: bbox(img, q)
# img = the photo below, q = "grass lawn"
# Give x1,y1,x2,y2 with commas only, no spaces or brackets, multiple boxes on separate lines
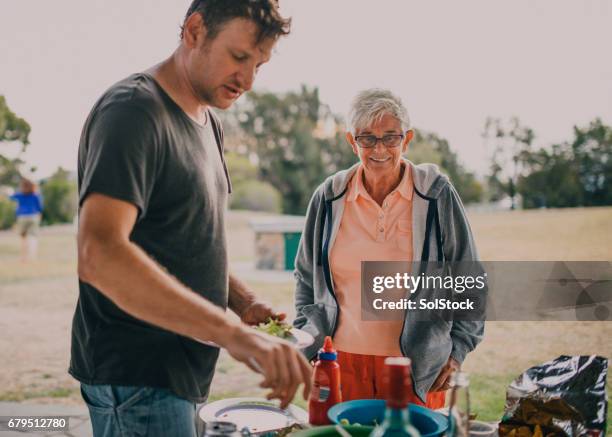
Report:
0,208,611,432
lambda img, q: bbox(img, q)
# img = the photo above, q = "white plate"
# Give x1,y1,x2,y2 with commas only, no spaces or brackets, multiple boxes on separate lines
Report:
195,327,314,350
198,397,308,435
288,327,315,349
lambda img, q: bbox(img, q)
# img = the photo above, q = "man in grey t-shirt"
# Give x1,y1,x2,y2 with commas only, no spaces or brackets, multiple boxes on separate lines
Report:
72,2,311,436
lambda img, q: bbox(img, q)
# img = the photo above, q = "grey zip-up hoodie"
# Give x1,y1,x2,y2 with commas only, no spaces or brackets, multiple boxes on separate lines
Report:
293,159,484,402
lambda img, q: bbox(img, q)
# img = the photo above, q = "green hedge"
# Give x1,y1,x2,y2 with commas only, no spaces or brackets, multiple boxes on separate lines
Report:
40,171,78,225
230,180,282,213
0,196,16,230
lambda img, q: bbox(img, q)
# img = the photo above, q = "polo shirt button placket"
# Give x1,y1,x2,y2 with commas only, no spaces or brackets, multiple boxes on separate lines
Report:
378,225,385,241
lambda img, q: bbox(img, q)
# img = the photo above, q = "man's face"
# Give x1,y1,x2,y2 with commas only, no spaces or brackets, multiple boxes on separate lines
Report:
184,17,276,109
346,113,413,177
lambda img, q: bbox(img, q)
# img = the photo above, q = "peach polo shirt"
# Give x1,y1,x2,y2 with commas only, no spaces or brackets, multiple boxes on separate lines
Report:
330,163,414,356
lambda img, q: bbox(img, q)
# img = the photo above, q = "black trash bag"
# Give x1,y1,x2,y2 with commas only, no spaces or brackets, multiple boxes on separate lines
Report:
499,355,608,437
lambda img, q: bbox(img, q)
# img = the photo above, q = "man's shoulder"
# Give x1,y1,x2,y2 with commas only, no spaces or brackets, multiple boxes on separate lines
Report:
94,73,168,119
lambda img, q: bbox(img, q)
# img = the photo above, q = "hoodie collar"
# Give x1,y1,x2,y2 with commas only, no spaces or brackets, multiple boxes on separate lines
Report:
326,159,447,201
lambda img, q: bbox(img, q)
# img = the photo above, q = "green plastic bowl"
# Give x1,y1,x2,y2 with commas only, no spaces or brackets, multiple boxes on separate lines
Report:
292,424,374,437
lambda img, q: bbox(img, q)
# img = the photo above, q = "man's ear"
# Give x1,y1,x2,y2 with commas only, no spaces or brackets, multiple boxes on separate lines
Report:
346,132,359,156
182,12,207,49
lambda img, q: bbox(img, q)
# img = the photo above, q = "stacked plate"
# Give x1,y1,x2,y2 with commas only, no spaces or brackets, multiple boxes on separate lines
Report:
198,398,309,436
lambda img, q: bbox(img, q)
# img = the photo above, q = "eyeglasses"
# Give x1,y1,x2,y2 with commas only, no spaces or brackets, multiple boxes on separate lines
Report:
354,134,404,148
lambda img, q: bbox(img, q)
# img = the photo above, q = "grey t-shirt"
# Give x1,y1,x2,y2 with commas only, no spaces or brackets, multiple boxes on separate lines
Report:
70,73,231,402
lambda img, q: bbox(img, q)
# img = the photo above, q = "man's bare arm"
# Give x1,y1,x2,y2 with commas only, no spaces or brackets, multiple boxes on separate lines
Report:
78,193,311,407
228,274,286,325
228,274,256,317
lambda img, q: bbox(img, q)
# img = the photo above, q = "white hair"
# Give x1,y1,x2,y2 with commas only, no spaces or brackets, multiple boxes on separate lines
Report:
347,88,411,134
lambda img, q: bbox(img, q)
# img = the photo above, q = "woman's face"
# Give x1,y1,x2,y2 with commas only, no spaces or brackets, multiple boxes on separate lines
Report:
346,113,413,178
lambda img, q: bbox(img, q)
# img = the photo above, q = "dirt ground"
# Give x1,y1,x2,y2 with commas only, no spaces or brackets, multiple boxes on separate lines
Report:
0,208,611,407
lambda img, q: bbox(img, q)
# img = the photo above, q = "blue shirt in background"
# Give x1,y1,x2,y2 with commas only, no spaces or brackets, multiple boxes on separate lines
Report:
9,193,43,216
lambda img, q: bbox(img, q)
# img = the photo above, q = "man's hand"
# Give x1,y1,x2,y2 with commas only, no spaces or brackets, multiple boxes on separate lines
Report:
228,274,285,325
221,325,312,409
429,356,460,392
240,301,286,326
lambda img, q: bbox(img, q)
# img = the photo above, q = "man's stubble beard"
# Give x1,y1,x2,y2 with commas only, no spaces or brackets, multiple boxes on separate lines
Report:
189,41,218,108
194,80,217,107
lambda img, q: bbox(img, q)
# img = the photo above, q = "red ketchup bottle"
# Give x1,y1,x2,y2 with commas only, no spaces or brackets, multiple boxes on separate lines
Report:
308,336,342,425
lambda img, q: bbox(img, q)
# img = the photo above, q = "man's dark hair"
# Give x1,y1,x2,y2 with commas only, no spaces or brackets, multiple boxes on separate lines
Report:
180,0,291,43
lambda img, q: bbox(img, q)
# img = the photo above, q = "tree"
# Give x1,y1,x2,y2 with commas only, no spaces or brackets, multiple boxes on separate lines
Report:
0,96,30,145
513,118,612,209
409,131,483,204
231,181,282,213
407,140,443,168
0,155,25,187
483,116,534,207
516,145,582,208
0,96,32,186
225,152,282,212
224,152,259,186
0,196,17,230
231,86,356,214
571,118,612,206
227,86,483,212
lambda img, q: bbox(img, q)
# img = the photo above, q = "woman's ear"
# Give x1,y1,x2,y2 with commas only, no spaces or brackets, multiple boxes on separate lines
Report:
346,132,359,156
402,129,414,153
405,130,414,143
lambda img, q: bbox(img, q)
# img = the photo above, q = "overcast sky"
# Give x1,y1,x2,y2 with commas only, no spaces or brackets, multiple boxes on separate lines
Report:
1,0,611,178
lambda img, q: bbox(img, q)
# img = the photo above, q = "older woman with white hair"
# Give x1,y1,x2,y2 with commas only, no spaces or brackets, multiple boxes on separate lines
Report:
293,89,484,408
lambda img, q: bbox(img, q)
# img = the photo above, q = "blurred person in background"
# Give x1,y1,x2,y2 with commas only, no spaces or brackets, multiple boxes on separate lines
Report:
294,88,484,408
10,177,43,262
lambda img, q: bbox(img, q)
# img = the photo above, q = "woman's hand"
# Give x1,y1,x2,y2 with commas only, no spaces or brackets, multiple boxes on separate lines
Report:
429,356,460,392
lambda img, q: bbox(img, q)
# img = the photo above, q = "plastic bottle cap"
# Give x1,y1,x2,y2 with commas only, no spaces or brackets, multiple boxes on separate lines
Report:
323,336,334,352
318,336,337,361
